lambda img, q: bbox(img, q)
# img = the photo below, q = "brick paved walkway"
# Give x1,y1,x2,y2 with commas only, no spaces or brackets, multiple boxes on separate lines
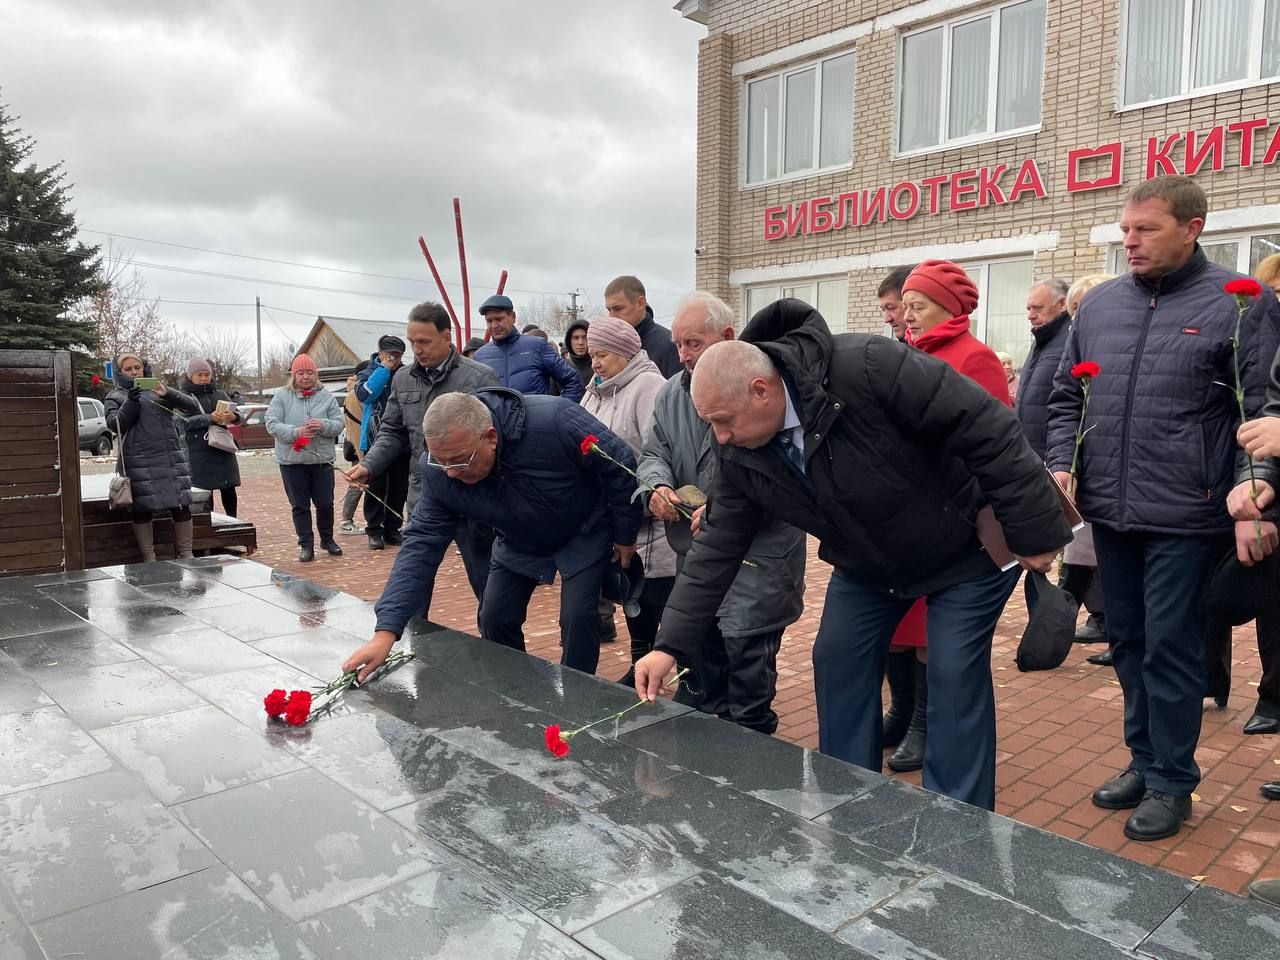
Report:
232,469,1280,896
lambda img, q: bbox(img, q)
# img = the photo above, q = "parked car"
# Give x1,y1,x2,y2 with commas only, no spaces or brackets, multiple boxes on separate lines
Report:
226,404,272,449
76,397,112,455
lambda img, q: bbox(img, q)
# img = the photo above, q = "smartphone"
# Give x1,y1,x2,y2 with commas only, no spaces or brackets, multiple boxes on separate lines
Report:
133,377,160,389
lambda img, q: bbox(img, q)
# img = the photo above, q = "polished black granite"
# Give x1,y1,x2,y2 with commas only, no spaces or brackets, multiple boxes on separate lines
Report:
0,559,1274,959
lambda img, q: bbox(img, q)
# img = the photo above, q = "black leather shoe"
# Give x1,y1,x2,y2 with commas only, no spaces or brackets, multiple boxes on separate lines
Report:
1261,781,1280,801
1249,877,1280,908
1244,714,1280,735
1074,617,1106,643
298,545,314,563
321,539,343,556
383,530,403,546
1093,768,1146,809
1124,790,1191,841
367,532,385,550
1087,647,1114,666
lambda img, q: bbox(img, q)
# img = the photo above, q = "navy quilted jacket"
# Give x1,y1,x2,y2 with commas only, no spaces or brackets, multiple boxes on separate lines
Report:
1045,247,1276,534
373,388,642,634
1014,311,1070,459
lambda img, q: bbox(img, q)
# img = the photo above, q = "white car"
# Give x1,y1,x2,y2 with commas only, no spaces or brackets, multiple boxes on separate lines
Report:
77,397,112,455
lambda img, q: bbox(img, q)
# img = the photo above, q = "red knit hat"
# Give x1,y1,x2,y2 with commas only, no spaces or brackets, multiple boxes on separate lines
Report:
903,259,980,318
290,354,318,374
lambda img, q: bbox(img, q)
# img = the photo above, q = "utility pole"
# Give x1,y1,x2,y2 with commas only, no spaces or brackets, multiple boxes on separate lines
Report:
567,289,580,324
255,296,263,397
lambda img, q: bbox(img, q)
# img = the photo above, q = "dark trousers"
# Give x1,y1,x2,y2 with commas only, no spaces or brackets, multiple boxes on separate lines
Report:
279,463,335,547
455,520,493,602
1091,526,1226,796
813,565,1019,810
688,622,784,735
478,559,606,674
1206,584,1280,717
218,487,238,518
364,452,410,536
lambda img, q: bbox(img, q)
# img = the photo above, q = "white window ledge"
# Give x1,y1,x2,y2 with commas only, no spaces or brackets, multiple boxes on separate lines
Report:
893,124,1042,161
1116,76,1280,114
742,161,856,192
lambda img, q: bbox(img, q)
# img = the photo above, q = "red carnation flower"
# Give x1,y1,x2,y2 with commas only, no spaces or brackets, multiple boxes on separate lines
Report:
579,434,599,457
90,374,101,387
292,435,313,453
1224,278,1263,298
544,724,571,757
283,689,313,726
1071,361,1101,380
263,688,289,718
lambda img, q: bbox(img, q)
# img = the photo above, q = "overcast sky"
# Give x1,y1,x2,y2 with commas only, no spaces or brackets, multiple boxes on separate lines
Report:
2,0,701,352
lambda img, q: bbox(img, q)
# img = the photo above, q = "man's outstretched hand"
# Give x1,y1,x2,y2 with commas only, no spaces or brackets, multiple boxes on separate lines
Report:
633,650,677,702
342,630,397,683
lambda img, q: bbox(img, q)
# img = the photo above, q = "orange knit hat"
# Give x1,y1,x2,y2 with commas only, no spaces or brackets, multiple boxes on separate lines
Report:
290,354,318,374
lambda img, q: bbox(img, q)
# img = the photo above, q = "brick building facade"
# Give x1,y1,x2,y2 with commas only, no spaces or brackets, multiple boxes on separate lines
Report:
680,0,1280,362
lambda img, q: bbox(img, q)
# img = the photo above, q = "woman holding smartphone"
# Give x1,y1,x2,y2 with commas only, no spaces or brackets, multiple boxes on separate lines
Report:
104,352,202,562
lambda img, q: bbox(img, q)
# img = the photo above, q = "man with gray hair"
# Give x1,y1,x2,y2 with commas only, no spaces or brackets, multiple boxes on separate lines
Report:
1017,278,1071,460
342,387,644,680
636,291,806,735
633,297,1070,810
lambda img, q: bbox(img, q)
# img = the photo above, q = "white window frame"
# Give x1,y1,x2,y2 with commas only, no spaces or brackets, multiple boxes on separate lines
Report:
740,50,856,189
741,275,850,331
1117,0,1280,111
894,0,1045,158
1107,227,1280,273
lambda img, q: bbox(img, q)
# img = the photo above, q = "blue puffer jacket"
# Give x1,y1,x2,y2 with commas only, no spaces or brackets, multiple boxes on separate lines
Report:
1014,311,1071,459
1045,247,1277,534
473,332,585,401
355,353,392,452
373,387,642,635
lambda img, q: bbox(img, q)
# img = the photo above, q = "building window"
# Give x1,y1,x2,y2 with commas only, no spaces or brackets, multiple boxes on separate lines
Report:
743,277,850,332
1122,0,1280,106
897,0,1046,154
745,51,856,185
961,258,1037,363
1108,229,1280,273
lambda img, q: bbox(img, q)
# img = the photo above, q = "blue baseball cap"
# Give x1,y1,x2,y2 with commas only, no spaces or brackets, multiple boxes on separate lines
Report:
478,294,514,315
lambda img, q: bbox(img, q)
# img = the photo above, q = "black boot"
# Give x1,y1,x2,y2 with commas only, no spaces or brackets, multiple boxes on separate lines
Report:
888,660,927,772
882,650,916,749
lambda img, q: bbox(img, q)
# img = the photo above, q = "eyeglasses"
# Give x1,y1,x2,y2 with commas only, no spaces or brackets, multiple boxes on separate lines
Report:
425,445,479,472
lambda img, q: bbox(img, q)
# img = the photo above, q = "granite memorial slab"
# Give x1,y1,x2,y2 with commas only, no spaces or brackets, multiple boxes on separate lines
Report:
0,560,1273,959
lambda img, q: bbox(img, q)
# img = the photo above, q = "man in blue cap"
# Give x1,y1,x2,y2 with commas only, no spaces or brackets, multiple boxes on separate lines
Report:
473,295,584,401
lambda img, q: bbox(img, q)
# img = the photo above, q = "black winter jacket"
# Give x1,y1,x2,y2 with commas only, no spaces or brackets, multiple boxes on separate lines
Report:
654,300,1072,661
1015,311,1070,459
105,367,203,513
1045,248,1276,534
373,388,644,635
180,379,242,491
636,307,682,378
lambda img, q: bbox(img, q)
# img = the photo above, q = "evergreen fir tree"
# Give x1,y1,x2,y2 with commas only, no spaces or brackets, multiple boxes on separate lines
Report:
0,98,101,351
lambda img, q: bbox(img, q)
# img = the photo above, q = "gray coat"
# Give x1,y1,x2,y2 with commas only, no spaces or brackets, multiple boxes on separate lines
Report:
105,377,203,513
637,370,806,637
360,349,499,510
265,387,344,465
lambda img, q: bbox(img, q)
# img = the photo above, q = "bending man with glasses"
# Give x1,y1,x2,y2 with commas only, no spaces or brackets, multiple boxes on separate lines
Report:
343,387,644,679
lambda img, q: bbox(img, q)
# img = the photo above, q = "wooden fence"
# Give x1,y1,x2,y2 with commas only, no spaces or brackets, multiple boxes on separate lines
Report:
0,349,84,575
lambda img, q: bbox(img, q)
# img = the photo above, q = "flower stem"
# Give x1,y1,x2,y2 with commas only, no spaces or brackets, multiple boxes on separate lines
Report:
1231,298,1264,548
562,668,690,740
586,443,695,521
295,446,404,521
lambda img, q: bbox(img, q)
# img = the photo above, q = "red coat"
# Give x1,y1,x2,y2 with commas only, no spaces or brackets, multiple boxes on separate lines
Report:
913,316,1012,407
891,315,1012,647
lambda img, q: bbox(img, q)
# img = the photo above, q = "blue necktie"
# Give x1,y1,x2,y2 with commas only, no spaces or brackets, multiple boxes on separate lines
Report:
778,433,805,474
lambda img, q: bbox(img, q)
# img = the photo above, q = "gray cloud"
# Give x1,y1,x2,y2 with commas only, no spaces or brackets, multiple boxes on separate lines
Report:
1,0,700,346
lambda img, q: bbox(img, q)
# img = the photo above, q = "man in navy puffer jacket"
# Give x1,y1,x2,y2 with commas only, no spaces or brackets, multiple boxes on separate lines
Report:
1046,175,1278,843
473,295,584,400
341,387,642,679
